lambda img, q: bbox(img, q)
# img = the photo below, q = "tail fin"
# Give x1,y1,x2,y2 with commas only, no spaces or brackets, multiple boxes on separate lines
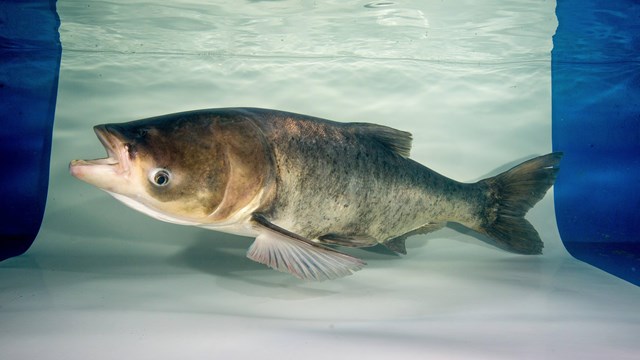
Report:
476,152,562,255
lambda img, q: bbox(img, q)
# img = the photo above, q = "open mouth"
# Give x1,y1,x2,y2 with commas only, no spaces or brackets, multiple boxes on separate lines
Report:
91,125,121,165
69,125,130,178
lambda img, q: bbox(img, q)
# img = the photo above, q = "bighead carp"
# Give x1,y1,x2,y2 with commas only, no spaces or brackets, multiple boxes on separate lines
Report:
70,108,561,281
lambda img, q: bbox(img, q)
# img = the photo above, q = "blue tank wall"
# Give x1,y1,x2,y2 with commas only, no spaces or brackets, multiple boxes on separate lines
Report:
553,0,640,285
0,0,61,260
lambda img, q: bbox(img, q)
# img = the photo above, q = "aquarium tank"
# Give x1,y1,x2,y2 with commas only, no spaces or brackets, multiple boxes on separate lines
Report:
1,1,638,359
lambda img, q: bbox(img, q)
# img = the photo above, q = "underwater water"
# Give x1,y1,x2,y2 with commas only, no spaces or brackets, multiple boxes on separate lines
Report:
1,1,639,359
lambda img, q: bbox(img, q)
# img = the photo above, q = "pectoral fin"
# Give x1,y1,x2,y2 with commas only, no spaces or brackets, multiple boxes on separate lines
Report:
248,214,366,281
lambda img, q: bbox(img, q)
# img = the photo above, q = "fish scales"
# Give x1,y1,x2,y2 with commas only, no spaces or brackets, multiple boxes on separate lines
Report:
249,109,480,245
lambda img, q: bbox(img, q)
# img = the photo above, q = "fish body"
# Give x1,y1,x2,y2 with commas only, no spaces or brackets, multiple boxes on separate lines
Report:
70,108,561,280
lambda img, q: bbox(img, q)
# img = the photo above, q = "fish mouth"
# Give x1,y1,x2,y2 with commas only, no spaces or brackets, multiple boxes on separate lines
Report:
69,125,131,180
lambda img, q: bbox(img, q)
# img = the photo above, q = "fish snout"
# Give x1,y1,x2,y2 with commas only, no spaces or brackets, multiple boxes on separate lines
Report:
69,123,134,188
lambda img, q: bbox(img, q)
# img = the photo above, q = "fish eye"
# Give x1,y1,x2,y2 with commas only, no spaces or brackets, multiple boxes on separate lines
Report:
149,168,171,187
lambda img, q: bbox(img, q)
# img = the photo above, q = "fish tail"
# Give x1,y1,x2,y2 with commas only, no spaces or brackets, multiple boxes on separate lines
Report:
474,152,562,254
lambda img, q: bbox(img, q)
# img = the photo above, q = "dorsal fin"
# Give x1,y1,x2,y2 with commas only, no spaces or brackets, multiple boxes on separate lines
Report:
352,123,413,158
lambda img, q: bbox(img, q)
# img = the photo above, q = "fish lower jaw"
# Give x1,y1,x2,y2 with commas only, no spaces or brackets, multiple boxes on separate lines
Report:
90,157,119,166
69,156,130,178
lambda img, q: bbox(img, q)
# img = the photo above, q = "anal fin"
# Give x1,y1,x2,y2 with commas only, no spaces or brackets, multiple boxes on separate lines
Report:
383,222,445,255
248,214,366,281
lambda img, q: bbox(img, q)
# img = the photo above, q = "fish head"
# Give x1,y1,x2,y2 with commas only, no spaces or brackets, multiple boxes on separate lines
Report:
69,112,274,227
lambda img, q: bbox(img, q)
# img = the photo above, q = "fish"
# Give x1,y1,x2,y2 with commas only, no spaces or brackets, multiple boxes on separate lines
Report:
69,107,562,281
